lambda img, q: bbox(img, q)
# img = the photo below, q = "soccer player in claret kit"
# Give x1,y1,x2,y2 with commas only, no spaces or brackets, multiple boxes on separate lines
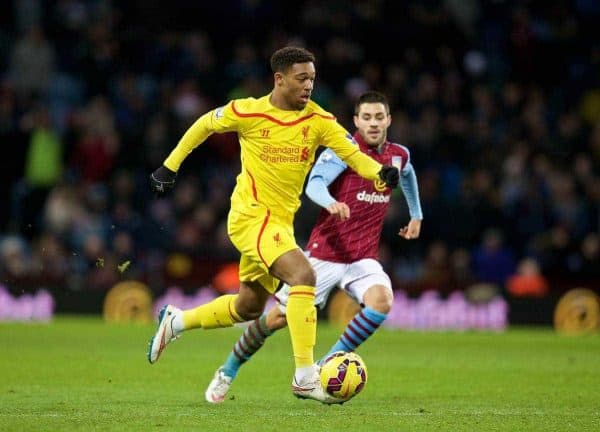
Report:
147,48,401,403
205,91,423,403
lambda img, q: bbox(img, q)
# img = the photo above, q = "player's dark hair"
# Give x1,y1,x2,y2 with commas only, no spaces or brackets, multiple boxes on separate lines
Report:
270,46,316,73
355,91,390,115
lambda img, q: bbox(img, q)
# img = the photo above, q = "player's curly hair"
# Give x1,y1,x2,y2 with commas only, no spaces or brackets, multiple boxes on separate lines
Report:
355,91,390,115
270,46,315,73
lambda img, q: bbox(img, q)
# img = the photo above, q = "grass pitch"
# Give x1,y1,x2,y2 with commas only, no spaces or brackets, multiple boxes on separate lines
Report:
1,317,599,431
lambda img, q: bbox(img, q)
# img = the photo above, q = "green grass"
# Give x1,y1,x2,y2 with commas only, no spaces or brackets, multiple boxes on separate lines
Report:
1,317,599,431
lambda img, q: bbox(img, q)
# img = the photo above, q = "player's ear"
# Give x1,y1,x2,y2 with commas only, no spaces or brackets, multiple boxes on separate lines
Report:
353,115,359,129
386,114,392,127
274,71,284,87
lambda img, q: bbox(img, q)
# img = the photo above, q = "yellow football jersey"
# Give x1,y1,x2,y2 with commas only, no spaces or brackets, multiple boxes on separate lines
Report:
164,95,382,218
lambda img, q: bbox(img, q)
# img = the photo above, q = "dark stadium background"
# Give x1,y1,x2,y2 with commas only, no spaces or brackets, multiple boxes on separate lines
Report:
0,0,597,324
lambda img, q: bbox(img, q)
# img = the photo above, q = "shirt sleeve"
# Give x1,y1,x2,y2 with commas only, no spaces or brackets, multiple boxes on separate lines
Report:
305,149,347,208
164,101,240,172
318,119,381,181
399,161,423,220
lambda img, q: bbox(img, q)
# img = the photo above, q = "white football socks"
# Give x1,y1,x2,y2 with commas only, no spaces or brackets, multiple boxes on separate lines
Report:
172,311,185,334
294,365,317,384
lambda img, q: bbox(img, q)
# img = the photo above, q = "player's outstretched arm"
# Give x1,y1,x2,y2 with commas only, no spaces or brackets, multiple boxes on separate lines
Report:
330,137,399,188
398,161,423,239
306,149,350,220
163,109,223,172
320,121,384,182
150,102,240,197
320,120,401,187
149,114,212,197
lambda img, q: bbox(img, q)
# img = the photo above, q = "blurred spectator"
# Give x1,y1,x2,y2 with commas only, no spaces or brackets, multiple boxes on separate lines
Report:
449,248,476,291
572,233,600,281
42,183,82,236
8,25,55,98
22,106,63,189
418,241,453,294
10,105,63,238
225,41,263,87
31,232,69,287
472,229,516,287
68,96,119,183
0,235,31,289
506,257,549,297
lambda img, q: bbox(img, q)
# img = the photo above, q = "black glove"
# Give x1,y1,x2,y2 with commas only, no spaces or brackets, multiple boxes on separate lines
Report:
150,165,177,196
378,165,399,188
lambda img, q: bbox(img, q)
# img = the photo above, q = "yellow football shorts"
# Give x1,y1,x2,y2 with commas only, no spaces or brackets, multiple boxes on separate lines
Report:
227,207,299,294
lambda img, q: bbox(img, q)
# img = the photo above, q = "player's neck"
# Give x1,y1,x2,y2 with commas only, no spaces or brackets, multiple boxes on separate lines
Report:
269,92,297,111
356,132,387,153
371,142,385,153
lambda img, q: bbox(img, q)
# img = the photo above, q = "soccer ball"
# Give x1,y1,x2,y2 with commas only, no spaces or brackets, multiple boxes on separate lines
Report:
319,351,367,403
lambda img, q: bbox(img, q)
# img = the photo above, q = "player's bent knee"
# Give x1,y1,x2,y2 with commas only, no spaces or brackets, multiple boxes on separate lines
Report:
270,250,317,287
234,299,265,321
364,285,393,314
299,265,317,286
236,307,263,321
288,265,316,287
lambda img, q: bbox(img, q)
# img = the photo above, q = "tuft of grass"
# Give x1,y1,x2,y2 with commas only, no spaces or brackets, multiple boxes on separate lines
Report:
0,317,599,431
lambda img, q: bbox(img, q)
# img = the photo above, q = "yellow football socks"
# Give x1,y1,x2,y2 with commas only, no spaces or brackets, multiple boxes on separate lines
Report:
182,294,243,329
286,285,316,368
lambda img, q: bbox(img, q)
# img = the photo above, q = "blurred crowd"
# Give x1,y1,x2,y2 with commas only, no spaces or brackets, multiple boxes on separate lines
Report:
0,0,598,300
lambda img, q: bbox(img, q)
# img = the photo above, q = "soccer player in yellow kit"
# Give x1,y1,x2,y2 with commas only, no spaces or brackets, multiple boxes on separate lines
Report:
147,46,400,403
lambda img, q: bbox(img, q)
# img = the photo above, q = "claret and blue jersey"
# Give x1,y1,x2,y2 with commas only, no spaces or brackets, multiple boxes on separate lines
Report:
306,131,422,263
